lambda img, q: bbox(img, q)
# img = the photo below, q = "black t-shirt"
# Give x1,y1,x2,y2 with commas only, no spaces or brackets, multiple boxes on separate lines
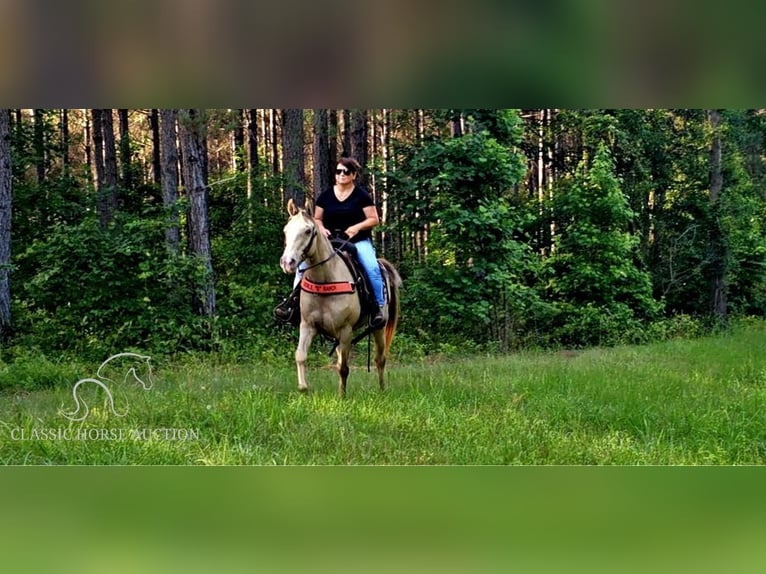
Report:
316,186,374,242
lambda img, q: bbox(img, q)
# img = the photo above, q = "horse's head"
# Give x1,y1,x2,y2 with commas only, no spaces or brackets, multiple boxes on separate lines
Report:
280,198,317,274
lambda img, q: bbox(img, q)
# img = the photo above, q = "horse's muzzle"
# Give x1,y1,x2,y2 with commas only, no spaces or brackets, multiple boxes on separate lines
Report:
280,255,297,274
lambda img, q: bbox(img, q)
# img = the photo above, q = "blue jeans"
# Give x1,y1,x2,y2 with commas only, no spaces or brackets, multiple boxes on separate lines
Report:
295,239,384,306
355,239,385,306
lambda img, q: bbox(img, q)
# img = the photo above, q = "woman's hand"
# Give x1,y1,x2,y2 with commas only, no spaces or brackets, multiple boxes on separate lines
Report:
344,225,360,239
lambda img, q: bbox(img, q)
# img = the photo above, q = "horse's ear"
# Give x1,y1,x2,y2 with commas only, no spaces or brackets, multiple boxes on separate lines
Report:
304,202,314,218
287,198,298,216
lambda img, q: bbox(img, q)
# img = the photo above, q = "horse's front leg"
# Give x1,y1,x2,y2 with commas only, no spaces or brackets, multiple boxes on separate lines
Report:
336,326,354,398
296,323,316,393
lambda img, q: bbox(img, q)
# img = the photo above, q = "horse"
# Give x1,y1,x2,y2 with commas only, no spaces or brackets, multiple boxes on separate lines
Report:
279,199,402,397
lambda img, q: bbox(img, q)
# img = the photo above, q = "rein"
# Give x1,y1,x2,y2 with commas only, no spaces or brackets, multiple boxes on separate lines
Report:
299,227,355,294
299,226,340,272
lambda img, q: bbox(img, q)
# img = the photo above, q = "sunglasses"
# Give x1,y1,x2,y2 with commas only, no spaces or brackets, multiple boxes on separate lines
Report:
335,169,354,176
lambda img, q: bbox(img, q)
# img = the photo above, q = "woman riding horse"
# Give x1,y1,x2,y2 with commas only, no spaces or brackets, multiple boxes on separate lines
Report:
278,197,401,396
275,156,386,329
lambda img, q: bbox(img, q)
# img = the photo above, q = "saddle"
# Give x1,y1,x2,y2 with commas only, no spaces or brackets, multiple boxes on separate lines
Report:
274,234,383,327
328,236,379,317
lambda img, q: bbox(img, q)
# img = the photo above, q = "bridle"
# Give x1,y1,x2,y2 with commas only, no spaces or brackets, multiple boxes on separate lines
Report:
297,220,339,272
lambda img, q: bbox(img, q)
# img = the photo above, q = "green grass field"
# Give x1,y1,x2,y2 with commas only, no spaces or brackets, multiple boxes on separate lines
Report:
3,321,766,464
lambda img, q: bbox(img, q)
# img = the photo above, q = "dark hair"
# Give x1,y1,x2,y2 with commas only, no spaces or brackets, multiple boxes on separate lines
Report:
337,156,361,174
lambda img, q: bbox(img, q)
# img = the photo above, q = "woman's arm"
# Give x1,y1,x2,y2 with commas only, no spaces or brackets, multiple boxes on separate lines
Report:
313,206,331,237
345,205,379,239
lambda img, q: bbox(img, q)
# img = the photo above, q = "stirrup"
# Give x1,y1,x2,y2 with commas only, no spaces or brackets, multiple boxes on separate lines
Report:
369,306,386,330
274,287,301,326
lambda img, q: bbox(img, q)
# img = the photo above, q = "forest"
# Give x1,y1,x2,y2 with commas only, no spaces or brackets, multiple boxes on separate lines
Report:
0,109,765,361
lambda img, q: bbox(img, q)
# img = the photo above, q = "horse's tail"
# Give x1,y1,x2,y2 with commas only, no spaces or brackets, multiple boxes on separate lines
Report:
380,259,402,354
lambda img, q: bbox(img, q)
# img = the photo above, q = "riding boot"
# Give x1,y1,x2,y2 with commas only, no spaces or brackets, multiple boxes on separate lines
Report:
369,305,386,330
274,285,301,326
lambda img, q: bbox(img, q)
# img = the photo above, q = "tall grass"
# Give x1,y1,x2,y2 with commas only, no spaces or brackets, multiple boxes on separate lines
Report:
2,321,766,464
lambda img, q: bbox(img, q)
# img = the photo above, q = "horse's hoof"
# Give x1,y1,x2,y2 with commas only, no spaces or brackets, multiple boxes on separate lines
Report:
298,387,309,394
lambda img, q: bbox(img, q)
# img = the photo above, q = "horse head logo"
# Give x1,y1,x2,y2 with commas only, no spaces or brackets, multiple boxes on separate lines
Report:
60,353,154,422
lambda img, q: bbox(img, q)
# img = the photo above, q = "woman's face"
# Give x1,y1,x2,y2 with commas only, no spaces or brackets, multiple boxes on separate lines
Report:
335,164,355,182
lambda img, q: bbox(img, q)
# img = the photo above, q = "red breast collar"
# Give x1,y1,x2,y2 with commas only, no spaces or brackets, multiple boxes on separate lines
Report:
300,277,356,295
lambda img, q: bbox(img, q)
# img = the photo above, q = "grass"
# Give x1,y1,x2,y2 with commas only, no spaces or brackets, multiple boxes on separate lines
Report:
2,321,766,464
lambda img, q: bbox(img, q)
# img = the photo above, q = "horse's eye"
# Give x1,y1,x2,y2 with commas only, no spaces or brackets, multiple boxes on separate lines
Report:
304,229,311,235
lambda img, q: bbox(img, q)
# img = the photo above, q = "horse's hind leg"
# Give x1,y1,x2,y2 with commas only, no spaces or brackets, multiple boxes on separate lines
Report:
373,329,387,391
296,323,316,393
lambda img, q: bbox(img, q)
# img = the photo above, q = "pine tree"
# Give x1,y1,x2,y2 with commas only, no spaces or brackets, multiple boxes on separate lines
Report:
545,142,658,343
0,110,12,339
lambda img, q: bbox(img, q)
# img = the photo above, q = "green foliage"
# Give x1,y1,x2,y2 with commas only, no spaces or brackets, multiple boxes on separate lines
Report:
543,143,660,345
211,188,295,355
390,111,545,348
0,350,87,391
5,108,766,360
14,214,209,359
718,113,766,316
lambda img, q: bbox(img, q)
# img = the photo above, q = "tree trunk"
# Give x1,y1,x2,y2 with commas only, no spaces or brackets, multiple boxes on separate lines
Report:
160,109,181,255
90,109,119,225
270,109,280,177
84,109,92,174
233,109,245,173
0,110,12,339
708,109,727,322
267,109,280,206
178,109,216,318
150,109,162,186
341,109,351,156
450,110,463,137
282,108,306,207
313,109,330,204
350,109,368,168
33,109,46,184
118,109,132,192
102,110,119,216
90,109,108,225
61,109,70,176
247,109,258,207
329,109,339,169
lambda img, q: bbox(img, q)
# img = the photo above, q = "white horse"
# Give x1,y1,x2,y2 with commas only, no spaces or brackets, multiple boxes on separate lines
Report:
280,199,401,396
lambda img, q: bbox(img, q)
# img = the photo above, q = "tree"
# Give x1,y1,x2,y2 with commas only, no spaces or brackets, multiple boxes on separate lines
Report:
33,109,46,184
118,109,132,191
716,110,766,317
150,109,162,186
313,109,331,202
708,109,727,322
391,110,533,346
0,110,11,339
231,109,245,173
159,109,181,255
544,142,658,344
102,110,119,211
91,109,119,226
350,109,368,168
178,109,216,318
329,110,339,173
341,110,351,156
60,109,70,176
247,109,258,207
281,108,305,207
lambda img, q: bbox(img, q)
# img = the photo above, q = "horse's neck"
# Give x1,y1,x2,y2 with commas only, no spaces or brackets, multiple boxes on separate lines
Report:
305,234,349,282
